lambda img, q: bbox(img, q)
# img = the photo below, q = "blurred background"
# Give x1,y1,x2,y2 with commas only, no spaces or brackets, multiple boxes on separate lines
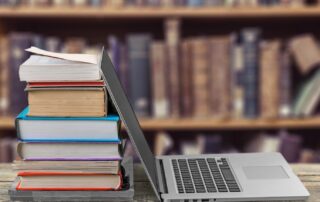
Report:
1,0,320,164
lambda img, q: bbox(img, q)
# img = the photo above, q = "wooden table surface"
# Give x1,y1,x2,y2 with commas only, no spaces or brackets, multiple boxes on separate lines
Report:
1,163,320,201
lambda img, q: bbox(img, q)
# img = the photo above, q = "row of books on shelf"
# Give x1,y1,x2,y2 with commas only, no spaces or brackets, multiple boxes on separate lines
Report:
11,48,127,192
0,0,313,8
1,25,320,119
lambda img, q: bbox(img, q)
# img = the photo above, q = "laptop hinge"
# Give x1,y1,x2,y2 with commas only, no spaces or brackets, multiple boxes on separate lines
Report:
155,158,168,194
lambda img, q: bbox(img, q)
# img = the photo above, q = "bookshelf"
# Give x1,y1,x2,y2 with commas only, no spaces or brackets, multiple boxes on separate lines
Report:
0,7,320,18
3,116,320,131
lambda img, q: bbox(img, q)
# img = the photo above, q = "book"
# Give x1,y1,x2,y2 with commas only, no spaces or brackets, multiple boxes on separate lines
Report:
16,172,122,191
26,87,107,117
279,131,302,163
13,160,120,174
279,47,292,117
17,142,122,161
180,40,193,117
27,80,105,87
209,36,231,118
260,40,281,118
0,36,9,115
127,34,152,117
241,28,261,118
230,34,244,118
19,55,101,81
150,41,169,118
165,18,181,117
289,34,320,74
16,107,119,142
191,37,210,118
293,68,320,116
9,33,33,115
108,35,121,75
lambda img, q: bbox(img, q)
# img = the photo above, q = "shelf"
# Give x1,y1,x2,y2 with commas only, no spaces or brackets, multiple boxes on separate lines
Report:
134,118,320,130
2,117,320,131
0,117,14,129
0,6,320,18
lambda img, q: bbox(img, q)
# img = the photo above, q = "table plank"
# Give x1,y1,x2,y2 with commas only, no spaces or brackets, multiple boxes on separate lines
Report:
1,163,320,201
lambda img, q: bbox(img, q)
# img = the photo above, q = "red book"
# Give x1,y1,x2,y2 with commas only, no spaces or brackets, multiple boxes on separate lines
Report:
27,80,104,88
16,171,122,191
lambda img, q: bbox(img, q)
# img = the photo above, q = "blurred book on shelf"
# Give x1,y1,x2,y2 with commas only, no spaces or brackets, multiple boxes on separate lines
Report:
2,27,320,118
0,0,313,8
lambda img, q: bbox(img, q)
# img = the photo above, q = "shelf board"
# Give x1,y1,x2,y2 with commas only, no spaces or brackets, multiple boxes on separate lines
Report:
134,117,320,130
0,6,320,18
2,117,320,131
0,117,14,129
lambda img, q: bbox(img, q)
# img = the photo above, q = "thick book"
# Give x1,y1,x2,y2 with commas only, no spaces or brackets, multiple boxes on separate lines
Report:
26,87,107,117
165,19,181,117
150,41,169,118
16,107,119,142
209,36,231,118
241,28,261,118
16,172,122,191
17,142,122,161
260,40,281,118
13,160,120,174
19,55,100,82
191,37,210,118
127,34,151,117
289,34,320,74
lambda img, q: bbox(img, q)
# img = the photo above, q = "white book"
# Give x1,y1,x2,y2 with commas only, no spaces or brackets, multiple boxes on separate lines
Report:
19,47,100,81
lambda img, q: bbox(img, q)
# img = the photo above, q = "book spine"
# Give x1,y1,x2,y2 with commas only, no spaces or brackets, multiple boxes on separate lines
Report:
165,18,181,117
0,36,9,115
180,40,193,117
230,34,245,118
108,35,121,76
191,38,210,118
127,34,152,117
279,47,292,117
209,37,231,118
9,33,32,115
241,28,261,118
150,41,169,118
260,40,281,118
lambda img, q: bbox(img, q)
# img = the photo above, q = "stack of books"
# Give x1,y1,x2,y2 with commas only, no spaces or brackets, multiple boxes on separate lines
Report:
13,47,124,192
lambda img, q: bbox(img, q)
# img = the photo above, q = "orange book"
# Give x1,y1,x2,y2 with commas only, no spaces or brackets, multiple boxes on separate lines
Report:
16,171,122,191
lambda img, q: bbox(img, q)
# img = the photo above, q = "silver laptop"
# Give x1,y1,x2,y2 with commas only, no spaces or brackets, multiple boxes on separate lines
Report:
100,49,310,202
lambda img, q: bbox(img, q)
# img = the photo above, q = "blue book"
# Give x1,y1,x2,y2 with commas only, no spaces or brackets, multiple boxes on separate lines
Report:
241,28,261,118
16,107,120,142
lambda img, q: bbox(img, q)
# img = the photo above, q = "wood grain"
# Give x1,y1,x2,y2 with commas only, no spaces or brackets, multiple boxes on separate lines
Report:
1,163,320,201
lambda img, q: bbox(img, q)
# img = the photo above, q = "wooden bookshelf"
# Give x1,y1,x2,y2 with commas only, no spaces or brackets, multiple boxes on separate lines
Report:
2,117,320,131
0,6,320,18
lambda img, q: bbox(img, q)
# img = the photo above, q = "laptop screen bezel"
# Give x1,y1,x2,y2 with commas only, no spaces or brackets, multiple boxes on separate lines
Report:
100,48,161,200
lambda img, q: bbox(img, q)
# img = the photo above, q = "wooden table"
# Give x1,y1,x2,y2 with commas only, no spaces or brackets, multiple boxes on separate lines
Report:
1,163,320,201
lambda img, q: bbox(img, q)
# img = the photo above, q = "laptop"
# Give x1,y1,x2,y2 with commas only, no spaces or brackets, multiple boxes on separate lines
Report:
100,49,310,202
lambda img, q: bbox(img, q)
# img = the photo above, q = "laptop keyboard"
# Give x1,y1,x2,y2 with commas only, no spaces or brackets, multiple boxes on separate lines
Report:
172,158,241,194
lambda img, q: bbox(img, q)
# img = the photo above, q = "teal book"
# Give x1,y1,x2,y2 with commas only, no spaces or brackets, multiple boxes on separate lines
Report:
16,107,121,142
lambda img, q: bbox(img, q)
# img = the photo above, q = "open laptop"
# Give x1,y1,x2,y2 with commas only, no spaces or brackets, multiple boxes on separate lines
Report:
100,49,310,202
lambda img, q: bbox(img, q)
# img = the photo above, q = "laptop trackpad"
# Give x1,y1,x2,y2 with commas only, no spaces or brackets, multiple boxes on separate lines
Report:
243,166,289,180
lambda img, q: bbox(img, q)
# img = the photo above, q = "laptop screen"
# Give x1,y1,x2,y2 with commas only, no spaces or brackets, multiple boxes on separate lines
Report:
100,49,160,200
